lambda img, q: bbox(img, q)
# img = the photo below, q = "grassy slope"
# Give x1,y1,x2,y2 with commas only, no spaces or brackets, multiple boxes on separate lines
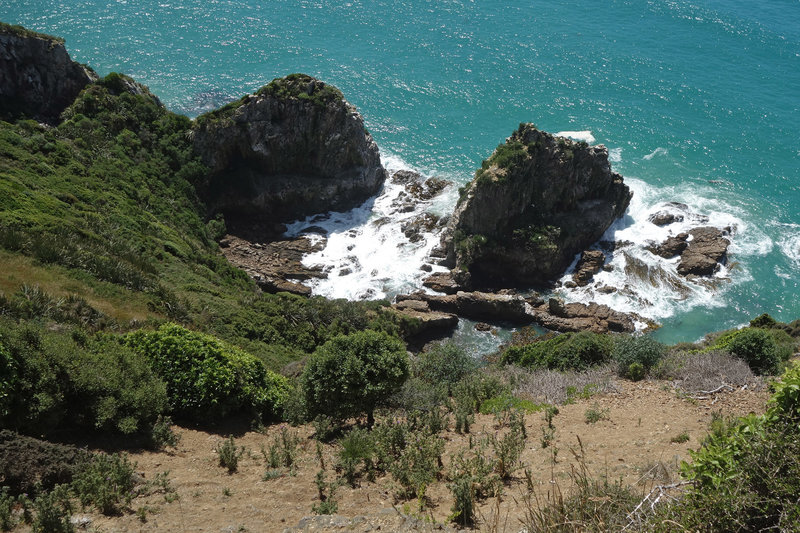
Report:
0,73,395,372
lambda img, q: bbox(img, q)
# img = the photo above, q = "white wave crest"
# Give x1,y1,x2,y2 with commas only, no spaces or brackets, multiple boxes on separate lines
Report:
283,154,451,300
643,147,668,160
777,226,800,267
555,130,596,144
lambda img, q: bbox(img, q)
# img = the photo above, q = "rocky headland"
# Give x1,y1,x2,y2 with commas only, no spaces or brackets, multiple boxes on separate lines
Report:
0,23,97,124
435,123,632,289
191,74,387,229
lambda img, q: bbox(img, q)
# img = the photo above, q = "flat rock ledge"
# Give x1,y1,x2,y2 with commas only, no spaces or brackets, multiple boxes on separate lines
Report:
219,234,325,295
395,291,645,334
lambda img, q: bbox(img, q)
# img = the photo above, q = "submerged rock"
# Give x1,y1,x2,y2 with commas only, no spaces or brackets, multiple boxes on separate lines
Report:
0,23,97,123
192,74,387,226
439,124,631,289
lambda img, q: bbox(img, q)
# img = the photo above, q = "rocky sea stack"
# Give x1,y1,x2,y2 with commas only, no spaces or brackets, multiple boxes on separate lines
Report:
438,124,632,288
191,74,387,228
0,23,97,124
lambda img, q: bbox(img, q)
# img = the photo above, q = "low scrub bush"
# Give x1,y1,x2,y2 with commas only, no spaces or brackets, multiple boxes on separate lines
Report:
388,430,444,499
125,323,290,423
612,335,666,380
216,436,244,474
505,364,615,405
301,331,408,427
32,485,73,533
0,319,167,437
412,342,477,393
502,331,613,371
653,350,760,393
71,453,136,515
656,362,800,531
337,427,375,486
0,431,91,496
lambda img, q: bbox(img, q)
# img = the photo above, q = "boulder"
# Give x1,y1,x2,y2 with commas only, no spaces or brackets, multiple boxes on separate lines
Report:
439,124,631,288
648,211,684,226
422,272,463,294
0,24,97,123
651,232,689,259
530,299,641,333
677,227,730,276
192,74,387,226
572,250,606,286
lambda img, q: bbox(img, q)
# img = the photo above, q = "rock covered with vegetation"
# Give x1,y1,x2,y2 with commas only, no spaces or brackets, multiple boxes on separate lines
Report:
439,123,632,288
192,73,387,226
0,22,97,123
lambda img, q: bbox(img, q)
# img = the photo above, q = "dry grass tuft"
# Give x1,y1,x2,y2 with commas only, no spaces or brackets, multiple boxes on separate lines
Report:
499,364,617,405
654,350,763,394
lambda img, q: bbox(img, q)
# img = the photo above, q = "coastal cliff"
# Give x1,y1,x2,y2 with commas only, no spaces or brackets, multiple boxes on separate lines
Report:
439,124,632,288
191,74,387,227
0,23,96,123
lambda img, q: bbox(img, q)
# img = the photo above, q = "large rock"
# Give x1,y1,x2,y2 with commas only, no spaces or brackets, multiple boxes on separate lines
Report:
530,299,643,334
572,250,606,286
396,290,541,324
677,227,730,276
439,124,631,288
0,23,97,123
192,74,387,226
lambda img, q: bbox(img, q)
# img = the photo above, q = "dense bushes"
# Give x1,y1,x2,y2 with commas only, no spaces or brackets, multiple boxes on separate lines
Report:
502,331,613,371
0,319,167,437
704,325,795,375
125,323,289,423
301,331,408,426
655,362,800,531
612,335,666,380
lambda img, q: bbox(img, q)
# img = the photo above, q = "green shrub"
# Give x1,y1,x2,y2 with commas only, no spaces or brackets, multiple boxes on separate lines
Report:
667,363,800,531
0,320,167,437
72,453,136,515
125,323,290,422
215,436,244,474
150,415,179,450
301,331,408,427
727,327,780,375
388,431,444,499
337,427,375,486
502,332,613,371
612,335,666,380
32,485,73,533
413,342,477,393
479,394,544,415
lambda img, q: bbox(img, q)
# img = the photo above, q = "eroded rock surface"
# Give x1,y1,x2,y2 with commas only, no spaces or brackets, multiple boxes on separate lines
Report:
192,74,387,226
219,234,326,295
572,250,606,286
530,299,644,334
439,124,631,289
677,227,730,276
0,24,97,123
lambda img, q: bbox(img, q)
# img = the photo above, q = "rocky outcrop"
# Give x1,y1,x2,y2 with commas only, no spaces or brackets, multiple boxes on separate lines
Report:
650,233,689,259
677,227,730,276
572,250,606,286
438,124,632,289
396,291,539,324
192,74,387,226
0,23,97,123
530,298,644,334
218,233,327,295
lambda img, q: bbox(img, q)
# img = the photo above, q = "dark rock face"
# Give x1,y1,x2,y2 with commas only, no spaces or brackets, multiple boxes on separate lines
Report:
677,227,730,276
651,232,689,258
572,250,606,286
440,124,632,288
192,74,387,226
0,25,97,123
396,291,538,324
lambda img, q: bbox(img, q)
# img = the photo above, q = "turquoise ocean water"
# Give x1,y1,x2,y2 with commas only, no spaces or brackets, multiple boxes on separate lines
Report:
3,1,799,344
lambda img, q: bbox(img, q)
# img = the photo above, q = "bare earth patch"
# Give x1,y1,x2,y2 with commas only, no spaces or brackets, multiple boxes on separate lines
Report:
81,378,768,533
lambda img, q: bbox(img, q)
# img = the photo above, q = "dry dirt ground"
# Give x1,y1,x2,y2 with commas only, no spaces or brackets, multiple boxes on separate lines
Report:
68,379,767,533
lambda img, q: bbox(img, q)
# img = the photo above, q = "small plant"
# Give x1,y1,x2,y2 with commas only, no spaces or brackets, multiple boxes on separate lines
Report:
337,427,376,486
32,485,73,533
216,436,244,474
0,488,17,531
264,426,300,470
670,431,690,444
448,473,475,527
493,409,527,480
151,415,180,450
262,469,283,481
222,487,232,497
541,406,558,449
389,431,444,499
311,470,338,515
584,404,610,424
71,453,136,515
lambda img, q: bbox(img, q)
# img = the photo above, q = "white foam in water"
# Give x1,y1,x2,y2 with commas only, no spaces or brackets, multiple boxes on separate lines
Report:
643,147,668,160
555,130,596,144
283,154,450,300
777,225,800,267
608,147,623,163
555,175,771,323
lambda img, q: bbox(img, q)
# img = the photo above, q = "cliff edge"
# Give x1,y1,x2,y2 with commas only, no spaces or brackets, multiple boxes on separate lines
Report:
191,74,387,228
0,22,97,124
440,124,632,288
